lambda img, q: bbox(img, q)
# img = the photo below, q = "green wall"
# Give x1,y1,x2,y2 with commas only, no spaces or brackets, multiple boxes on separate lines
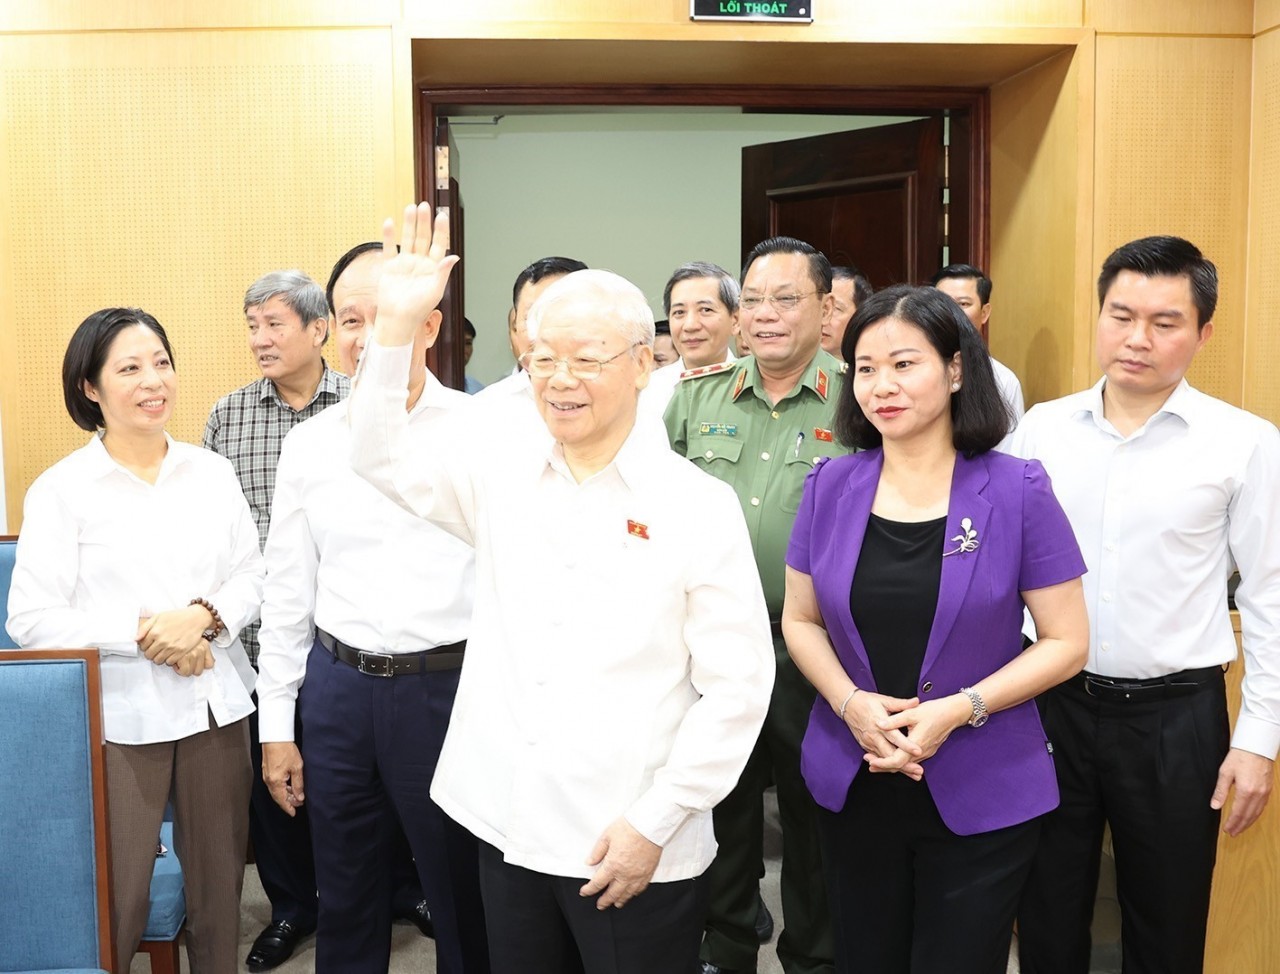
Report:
452,111,919,384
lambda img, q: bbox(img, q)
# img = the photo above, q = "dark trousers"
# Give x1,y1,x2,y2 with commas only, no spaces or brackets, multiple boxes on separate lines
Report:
701,645,833,974
249,696,318,931
820,770,1038,974
299,640,490,974
1017,674,1229,974
477,841,709,974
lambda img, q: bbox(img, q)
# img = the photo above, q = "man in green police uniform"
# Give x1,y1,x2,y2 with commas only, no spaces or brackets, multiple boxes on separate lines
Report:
665,237,848,974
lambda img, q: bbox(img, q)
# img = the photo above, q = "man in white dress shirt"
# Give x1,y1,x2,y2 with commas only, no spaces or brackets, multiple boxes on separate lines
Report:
256,241,489,974
1013,236,1280,974
930,263,1025,435
348,204,774,974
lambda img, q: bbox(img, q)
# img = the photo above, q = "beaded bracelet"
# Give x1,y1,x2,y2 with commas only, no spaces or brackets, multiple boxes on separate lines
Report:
189,597,225,641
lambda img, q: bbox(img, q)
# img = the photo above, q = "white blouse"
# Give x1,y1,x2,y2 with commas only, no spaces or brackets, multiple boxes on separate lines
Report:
6,435,264,745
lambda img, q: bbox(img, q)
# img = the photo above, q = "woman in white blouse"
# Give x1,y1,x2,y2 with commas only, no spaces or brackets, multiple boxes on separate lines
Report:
6,307,264,974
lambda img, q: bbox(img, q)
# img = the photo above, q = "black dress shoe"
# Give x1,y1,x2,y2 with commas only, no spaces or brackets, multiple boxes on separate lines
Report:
699,962,741,974
754,891,775,944
245,919,313,972
395,898,435,939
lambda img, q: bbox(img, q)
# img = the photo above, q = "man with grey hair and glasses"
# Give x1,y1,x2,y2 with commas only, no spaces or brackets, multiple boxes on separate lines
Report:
347,203,774,973
643,261,740,421
204,269,348,970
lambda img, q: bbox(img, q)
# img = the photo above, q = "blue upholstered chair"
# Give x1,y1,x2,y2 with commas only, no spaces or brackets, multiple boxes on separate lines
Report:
0,649,112,974
0,537,19,649
0,538,185,973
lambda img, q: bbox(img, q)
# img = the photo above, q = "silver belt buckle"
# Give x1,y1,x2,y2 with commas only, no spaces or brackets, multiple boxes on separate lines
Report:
357,650,394,677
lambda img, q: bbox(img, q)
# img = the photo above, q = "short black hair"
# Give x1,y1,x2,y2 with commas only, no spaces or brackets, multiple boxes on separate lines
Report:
512,257,588,308
654,319,671,336
463,317,476,338
63,308,175,432
326,242,383,315
742,237,832,295
1097,235,1217,329
832,265,874,307
836,285,1011,455
930,263,992,304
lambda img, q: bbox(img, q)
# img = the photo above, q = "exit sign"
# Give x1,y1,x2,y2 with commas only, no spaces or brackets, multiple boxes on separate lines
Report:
691,0,813,23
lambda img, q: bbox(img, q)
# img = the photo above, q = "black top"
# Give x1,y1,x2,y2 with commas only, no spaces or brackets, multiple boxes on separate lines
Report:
849,513,947,699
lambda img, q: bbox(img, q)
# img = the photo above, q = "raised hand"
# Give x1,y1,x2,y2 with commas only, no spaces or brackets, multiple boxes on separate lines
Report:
373,202,461,347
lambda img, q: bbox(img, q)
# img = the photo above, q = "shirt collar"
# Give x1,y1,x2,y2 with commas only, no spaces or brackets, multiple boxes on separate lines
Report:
1077,377,1195,434
544,414,669,493
84,432,190,483
732,350,838,404
257,365,346,409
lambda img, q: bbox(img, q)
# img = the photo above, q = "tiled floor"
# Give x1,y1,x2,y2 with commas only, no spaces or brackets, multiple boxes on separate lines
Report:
131,791,1122,973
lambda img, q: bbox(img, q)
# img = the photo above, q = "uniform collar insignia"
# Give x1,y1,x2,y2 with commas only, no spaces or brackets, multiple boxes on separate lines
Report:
732,367,748,400
815,367,829,401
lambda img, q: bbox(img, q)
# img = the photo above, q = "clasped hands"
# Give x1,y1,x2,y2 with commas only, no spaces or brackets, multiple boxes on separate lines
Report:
842,691,973,781
137,605,215,677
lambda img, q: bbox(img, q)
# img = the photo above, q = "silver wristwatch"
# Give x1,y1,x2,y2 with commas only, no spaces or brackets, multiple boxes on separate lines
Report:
959,687,989,728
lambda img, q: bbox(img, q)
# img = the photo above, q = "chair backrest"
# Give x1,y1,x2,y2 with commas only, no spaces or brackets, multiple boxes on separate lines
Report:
0,649,113,973
0,537,17,649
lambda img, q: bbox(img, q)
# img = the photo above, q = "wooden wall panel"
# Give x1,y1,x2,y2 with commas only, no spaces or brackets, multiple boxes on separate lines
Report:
1244,29,1280,426
1256,0,1280,34
0,0,396,31
1085,0,1252,36
1205,617,1280,974
1093,35,1251,404
0,28,401,530
990,47,1093,406
403,0,1081,29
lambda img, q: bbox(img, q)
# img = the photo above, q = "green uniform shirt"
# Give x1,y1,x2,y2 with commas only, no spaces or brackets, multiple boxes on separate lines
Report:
664,351,851,618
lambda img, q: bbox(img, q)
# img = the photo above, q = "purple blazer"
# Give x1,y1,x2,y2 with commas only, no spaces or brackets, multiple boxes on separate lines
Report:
786,448,1086,836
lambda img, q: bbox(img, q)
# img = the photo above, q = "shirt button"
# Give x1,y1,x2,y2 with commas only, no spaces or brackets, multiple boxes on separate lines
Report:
1101,642,1111,651
704,450,714,460
921,681,933,692
812,456,820,464
761,451,770,460
750,497,760,506
1102,593,1112,602
1105,542,1117,553
771,410,780,419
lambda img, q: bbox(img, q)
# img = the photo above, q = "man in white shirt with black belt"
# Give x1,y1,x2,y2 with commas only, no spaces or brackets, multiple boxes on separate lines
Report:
1012,236,1280,974
348,204,774,974
255,241,489,974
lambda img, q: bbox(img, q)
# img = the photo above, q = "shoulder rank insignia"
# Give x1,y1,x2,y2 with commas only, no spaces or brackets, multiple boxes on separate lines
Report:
679,361,735,381
815,367,829,400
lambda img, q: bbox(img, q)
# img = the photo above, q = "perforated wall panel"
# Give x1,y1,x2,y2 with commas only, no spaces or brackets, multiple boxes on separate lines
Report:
1093,35,1251,405
1246,31,1280,426
1,30,397,528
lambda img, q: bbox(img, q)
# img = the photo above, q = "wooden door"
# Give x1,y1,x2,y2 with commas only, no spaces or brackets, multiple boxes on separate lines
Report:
427,117,466,390
741,118,959,290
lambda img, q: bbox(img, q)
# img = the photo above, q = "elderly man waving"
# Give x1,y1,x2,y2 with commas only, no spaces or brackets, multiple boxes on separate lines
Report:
347,203,775,974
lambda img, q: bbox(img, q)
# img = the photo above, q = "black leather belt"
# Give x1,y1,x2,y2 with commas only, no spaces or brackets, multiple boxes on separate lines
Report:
317,629,465,677
770,620,784,640
1066,665,1225,702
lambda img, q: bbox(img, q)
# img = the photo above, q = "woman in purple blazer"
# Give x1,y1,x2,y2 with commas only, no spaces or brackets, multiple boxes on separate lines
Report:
782,285,1089,974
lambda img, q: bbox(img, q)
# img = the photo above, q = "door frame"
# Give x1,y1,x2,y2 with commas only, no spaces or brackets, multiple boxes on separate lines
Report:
416,84,989,386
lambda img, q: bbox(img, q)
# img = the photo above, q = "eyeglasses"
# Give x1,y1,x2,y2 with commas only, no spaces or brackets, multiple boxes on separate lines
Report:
519,344,639,381
739,291,817,312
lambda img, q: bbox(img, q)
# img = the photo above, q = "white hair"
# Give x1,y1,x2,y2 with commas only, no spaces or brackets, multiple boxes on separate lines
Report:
525,269,656,348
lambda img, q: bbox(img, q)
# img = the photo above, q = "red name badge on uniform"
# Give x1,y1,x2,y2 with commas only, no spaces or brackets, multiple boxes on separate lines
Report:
814,427,834,442
627,520,650,540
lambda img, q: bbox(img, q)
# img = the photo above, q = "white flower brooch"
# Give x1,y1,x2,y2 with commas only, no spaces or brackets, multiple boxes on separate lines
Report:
943,516,980,557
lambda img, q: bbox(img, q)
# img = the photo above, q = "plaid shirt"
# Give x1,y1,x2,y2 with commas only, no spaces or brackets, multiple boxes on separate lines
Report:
203,366,349,663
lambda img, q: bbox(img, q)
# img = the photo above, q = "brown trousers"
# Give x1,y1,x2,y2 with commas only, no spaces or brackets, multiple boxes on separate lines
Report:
105,716,252,974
